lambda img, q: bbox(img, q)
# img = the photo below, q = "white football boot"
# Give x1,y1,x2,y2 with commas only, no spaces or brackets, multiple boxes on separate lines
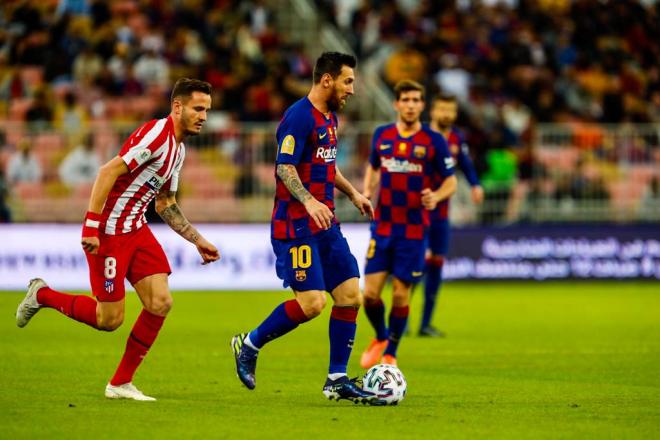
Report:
105,383,156,401
16,278,46,328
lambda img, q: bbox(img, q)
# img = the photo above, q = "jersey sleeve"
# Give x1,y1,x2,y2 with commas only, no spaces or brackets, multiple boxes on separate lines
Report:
275,107,314,166
431,132,455,178
120,119,168,171
160,146,185,193
368,127,384,169
455,132,480,186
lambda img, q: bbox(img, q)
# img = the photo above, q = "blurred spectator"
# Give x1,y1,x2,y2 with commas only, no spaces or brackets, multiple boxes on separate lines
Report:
480,143,518,224
58,141,100,188
638,177,660,221
6,139,42,184
501,98,531,144
383,43,427,86
72,44,102,86
434,54,470,103
0,65,30,103
0,168,11,222
133,47,170,90
53,91,88,141
25,87,53,129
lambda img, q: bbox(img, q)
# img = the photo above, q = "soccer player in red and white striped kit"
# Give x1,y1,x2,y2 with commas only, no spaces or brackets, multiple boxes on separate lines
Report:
15,78,220,401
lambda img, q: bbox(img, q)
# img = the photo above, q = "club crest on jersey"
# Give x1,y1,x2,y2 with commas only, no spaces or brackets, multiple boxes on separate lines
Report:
413,145,426,158
104,280,114,294
136,149,152,165
295,270,307,282
316,146,337,162
280,135,295,155
146,174,164,190
450,143,459,156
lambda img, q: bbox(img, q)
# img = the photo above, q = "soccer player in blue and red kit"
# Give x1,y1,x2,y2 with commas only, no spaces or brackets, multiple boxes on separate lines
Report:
231,52,380,404
419,94,483,337
359,80,457,368
15,78,220,400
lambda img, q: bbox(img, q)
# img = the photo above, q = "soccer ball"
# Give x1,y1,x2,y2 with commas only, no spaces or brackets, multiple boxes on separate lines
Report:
362,364,407,405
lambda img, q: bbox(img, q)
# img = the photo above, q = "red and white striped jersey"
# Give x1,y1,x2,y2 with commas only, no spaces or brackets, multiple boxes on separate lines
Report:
101,115,185,235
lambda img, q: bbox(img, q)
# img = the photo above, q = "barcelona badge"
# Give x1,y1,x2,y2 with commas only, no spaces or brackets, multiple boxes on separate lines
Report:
295,270,307,282
413,145,426,158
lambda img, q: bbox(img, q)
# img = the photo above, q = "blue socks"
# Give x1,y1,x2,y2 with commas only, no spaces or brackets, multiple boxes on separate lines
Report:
328,306,358,374
248,299,309,348
422,258,444,329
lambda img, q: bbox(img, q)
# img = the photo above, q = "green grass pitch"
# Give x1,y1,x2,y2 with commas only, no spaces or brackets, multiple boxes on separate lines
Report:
1,282,659,439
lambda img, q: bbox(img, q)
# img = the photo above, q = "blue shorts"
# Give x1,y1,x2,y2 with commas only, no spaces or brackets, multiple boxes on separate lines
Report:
271,224,360,292
364,232,427,284
428,218,450,256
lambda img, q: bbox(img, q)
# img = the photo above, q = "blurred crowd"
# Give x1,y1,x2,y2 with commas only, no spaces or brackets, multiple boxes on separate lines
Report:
317,0,659,223
320,0,659,126
0,0,658,224
0,0,312,125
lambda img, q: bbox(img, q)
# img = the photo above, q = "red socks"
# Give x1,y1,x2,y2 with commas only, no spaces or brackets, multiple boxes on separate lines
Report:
37,287,98,328
110,309,165,386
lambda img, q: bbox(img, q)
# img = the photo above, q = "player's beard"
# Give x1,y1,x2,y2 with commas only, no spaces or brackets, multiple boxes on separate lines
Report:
327,94,341,112
181,110,201,137
436,119,453,131
327,86,347,112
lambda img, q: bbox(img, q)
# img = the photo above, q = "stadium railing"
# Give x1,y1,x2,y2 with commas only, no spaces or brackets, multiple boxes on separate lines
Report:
1,121,658,224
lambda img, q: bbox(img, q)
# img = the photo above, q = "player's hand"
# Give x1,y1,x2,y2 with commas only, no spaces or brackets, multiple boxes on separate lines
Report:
352,192,375,220
81,236,100,254
81,211,102,254
471,186,484,204
304,198,334,230
421,188,440,210
196,237,220,265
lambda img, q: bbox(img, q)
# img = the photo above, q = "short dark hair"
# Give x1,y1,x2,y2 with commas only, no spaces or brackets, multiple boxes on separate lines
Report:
313,52,357,84
393,79,425,100
171,78,212,103
432,93,457,105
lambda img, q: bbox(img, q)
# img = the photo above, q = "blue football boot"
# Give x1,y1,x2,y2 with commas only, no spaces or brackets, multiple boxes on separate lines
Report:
322,376,385,405
231,333,258,390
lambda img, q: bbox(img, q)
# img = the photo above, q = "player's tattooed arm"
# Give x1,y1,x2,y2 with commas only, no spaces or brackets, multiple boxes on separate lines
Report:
276,164,313,204
155,190,200,243
277,164,334,229
156,189,220,264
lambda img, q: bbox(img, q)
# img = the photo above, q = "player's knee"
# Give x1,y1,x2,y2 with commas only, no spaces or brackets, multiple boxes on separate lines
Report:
147,295,173,316
301,292,326,318
363,289,380,306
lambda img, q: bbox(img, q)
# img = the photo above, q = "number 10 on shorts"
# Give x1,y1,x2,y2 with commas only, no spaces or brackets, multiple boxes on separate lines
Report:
289,245,312,269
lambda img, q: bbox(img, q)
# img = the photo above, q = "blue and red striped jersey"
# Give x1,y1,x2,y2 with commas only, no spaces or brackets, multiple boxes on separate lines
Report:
431,127,480,220
271,97,339,239
369,123,455,240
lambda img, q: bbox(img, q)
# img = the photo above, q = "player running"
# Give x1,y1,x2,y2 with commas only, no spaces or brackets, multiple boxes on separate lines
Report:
419,94,483,337
359,80,457,369
15,78,220,401
231,52,380,404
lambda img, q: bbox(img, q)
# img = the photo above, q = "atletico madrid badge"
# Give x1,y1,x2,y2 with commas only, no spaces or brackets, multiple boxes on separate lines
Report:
104,280,114,294
295,270,307,282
